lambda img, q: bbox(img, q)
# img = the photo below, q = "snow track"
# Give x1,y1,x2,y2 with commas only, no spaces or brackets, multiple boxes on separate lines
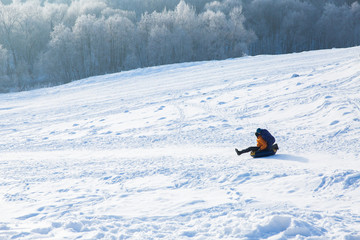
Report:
0,47,360,239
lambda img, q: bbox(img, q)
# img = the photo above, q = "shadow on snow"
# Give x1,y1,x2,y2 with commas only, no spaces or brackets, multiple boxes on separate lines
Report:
268,154,309,163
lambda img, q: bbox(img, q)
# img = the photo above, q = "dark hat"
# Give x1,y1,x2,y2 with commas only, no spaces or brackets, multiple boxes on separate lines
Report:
256,128,262,134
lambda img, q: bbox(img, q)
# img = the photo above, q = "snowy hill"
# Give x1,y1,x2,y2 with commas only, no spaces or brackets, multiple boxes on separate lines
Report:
0,47,360,239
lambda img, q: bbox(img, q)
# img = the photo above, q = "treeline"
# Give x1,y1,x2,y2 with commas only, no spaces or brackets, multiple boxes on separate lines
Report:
0,0,359,92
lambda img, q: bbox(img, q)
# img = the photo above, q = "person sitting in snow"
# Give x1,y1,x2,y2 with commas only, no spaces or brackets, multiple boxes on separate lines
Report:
235,128,276,156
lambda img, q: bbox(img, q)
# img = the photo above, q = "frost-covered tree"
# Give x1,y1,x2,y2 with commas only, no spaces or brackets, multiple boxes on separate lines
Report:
0,3,21,81
199,9,228,59
316,3,357,49
228,6,256,56
0,44,10,92
0,44,7,74
0,1,51,90
43,24,76,83
351,2,360,46
106,14,136,71
18,2,51,77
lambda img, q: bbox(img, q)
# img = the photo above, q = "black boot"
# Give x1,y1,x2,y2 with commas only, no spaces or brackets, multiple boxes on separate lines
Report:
235,148,243,156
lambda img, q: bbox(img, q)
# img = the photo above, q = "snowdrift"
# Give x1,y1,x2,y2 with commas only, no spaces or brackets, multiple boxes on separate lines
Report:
0,47,360,239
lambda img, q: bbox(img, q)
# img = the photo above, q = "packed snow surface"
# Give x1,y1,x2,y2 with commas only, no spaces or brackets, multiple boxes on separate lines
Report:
1,47,360,239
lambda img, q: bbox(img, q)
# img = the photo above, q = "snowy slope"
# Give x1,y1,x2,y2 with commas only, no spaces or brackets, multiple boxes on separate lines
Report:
0,47,360,239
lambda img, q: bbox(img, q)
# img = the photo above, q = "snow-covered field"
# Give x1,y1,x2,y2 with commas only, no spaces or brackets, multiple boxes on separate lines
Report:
1,47,360,239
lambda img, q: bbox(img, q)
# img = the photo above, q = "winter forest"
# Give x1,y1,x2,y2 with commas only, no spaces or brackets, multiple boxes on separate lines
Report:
0,0,359,92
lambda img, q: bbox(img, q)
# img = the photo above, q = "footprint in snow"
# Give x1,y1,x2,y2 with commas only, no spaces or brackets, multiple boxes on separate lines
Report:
156,106,165,112
37,207,45,212
182,231,197,238
330,120,339,125
16,213,39,220
65,222,83,232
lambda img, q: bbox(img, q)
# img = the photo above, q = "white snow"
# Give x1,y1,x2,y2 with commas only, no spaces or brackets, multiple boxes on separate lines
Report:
1,47,360,239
